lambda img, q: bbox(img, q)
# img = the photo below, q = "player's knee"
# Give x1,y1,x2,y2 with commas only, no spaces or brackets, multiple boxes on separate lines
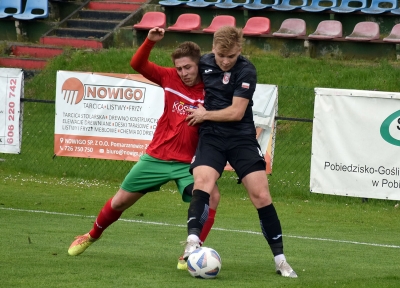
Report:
111,190,144,211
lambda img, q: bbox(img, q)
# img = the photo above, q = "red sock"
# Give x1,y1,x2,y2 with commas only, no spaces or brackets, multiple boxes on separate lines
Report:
89,198,123,239
199,208,216,245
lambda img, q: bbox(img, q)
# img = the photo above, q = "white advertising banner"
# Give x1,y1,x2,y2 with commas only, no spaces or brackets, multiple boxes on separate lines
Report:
0,68,23,154
55,71,163,161
310,88,400,200
55,71,277,172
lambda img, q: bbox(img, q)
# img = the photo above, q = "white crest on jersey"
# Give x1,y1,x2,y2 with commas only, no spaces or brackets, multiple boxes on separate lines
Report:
222,72,231,84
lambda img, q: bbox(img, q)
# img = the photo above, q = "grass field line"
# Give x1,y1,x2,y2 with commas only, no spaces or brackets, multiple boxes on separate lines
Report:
2,206,400,249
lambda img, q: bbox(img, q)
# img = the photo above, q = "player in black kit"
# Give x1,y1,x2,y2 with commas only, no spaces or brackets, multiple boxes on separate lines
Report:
182,26,298,278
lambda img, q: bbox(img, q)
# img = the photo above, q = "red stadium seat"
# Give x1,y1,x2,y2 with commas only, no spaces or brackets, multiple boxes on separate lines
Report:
308,20,342,39
133,12,166,30
243,17,271,36
345,21,379,41
272,18,306,38
383,24,400,42
168,13,201,32
202,15,236,33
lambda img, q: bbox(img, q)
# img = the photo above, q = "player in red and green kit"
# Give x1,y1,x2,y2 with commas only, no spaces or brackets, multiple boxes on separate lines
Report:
68,27,220,270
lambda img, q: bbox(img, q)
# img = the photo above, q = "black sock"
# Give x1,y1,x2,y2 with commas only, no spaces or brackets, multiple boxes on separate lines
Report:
183,183,194,197
258,204,284,256
187,189,210,237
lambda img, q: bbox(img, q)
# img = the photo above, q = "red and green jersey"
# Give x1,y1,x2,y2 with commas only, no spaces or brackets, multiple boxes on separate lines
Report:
130,38,204,163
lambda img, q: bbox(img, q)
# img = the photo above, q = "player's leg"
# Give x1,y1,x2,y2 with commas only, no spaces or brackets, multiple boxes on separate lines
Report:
68,189,144,256
68,154,168,256
175,160,220,269
200,184,220,244
242,171,296,278
181,133,226,261
183,165,219,259
177,181,220,269
184,169,223,260
234,138,297,278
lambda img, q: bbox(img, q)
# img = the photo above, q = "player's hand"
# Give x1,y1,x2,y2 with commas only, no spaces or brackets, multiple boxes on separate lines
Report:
147,27,165,42
186,104,206,126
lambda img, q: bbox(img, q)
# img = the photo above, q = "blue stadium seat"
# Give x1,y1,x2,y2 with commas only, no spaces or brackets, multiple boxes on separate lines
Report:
186,0,222,7
159,0,194,6
361,0,397,14
331,0,367,13
272,0,308,11
13,0,48,20
215,0,251,8
302,0,338,12
390,7,400,14
244,0,280,9
0,0,22,18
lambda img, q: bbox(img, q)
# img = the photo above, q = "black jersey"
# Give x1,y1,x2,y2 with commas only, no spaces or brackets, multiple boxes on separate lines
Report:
199,53,257,137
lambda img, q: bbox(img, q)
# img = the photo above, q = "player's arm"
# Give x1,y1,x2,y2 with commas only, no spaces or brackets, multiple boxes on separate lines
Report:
185,97,248,126
130,27,165,82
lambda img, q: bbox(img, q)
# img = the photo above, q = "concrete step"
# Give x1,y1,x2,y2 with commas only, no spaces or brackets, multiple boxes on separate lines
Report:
10,45,64,59
77,10,132,21
0,57,48,70
53,28,110,39
88,1,142,11
66,19,121,30
41,36,104,49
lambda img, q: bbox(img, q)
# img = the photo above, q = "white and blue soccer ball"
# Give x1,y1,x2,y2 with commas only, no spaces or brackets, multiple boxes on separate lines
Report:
187,247,221,279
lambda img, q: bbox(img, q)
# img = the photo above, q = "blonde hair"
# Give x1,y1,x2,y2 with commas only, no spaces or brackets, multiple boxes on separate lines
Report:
213,26,244,52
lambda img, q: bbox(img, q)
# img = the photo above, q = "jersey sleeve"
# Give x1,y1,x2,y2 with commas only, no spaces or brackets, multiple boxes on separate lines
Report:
130,38,165,85
233,62,257,101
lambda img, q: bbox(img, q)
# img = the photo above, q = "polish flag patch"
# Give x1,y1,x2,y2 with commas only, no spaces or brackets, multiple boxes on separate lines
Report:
242,82,250,89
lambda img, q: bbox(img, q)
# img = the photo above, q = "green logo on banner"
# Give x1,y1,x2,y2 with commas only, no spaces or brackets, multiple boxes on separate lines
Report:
380,110,400,146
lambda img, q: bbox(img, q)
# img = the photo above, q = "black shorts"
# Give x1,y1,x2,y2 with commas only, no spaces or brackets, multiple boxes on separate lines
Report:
190,133,266,181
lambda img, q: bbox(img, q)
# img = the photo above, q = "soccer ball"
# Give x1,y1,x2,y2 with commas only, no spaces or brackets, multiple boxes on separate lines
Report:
187,247,221,279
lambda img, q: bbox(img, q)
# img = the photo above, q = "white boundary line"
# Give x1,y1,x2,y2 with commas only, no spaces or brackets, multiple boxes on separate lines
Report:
2,206,400,249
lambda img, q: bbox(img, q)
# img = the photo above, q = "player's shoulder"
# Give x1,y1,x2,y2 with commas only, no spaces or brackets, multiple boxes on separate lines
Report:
200,53,214,64
237,55,255,70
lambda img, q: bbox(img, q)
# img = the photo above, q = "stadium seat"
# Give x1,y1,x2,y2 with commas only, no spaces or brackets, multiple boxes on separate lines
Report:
133,12,166,30
242,17,271,36
360,0,397,14
331,0,367,13
345,21,380,41
186,0,222,7
168,13,201,31
272,0,308,11
383,24,400,42
272,18,306,37
215,0,251,8
13,0,48,20
159,0,194,6
301,0,338,12
203,15,236,33
244,0,280,10
390,7,400,14
308,20,342,39
0,0,22,18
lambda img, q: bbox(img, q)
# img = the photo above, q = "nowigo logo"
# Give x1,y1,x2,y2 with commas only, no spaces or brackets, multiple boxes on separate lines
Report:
62,77,84,104
380,110,400,146
61,77,145,105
